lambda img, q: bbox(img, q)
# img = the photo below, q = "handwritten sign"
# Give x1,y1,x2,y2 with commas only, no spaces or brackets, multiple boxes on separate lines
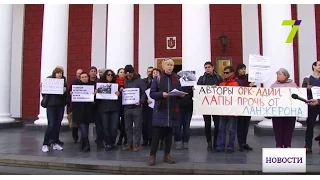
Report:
122,88,140,105
311,87,320,99
41,78,64,94
193,86,308,117
71,85,94,102
248,54,271,83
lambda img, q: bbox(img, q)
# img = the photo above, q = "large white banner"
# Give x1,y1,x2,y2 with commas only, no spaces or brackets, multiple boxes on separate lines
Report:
193,86,308,117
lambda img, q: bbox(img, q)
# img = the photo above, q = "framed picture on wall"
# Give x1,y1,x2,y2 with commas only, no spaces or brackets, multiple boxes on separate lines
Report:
216,57,232,77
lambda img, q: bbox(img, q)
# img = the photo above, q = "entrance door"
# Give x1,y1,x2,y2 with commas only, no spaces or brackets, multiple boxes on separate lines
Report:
155,57,182,73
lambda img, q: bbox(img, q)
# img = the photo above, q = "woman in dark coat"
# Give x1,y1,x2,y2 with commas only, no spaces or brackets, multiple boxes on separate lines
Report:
148,59,184,166
235,63,255,151
96,69,121,151
116,68,127,146
71,72,95,152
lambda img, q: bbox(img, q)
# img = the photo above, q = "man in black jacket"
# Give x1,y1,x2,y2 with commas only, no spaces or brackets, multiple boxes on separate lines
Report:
197,61,222,151
142,67,154,146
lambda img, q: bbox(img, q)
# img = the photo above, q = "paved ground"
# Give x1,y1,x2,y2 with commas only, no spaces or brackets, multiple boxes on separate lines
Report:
0,125,319,174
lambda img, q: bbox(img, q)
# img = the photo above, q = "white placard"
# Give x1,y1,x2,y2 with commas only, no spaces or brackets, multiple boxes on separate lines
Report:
262,148,306,173
41,78,64,95
248,54,271,83
122,88,140,105
71,85,95,102
311,86,320,99
193,86,308,117
96,83,119,100
177,70,197,87
168,89,188,96
145,88,155,108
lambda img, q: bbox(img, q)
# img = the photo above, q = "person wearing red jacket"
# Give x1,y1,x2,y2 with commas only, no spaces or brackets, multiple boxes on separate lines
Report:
216,66,239,153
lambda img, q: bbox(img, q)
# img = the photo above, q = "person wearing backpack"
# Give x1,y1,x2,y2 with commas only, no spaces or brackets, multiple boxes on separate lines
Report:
197,61,222,151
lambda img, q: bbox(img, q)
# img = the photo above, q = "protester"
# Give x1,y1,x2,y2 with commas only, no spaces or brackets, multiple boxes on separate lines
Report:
270,68,297,148
70,72,95,152
216,66,239,153
235,63,255,151
41,67,68,152
122,65,146,152
116,68,127,146
148,59,184,166
96,69,121,151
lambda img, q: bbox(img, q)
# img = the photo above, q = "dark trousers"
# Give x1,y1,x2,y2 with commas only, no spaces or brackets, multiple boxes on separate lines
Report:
203,115,219,146
100,111,119,145
174,110,192,143
305,105,320,148
150,127,173,156
118,107,127,142
43,106,65,145
142,106,153,142
237,116,251,146
94,109,103,142
216,116,237,150
272,117,296,148
79,123,89,138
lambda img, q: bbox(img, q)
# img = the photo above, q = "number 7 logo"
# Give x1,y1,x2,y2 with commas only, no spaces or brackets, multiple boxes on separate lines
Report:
282,20,302,43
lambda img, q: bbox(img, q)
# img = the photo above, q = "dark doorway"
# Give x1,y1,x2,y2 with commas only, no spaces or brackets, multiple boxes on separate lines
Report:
174,65,182,74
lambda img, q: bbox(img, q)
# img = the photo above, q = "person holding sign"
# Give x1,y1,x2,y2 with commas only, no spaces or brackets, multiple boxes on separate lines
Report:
41,67,68,153
96,69,121,151
148,59,184,166
235,63,255,151
122,65,147,152
216,66,239,153
270,68,298,148
115,68,127,146
197,61,223,151
302,61,320,153
71,72,96,152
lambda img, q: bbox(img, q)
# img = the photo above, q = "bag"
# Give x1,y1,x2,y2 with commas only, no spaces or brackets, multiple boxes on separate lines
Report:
40,95,49,108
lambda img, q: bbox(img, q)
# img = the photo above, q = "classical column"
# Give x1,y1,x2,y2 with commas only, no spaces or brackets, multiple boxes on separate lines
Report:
258,4,302,128
182,4,211,127
106,4,134,72
0,5,15,123
34,4,69,125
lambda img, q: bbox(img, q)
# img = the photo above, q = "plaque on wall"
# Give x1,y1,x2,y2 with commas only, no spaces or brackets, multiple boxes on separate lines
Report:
216,57,232,77
166,37,176,50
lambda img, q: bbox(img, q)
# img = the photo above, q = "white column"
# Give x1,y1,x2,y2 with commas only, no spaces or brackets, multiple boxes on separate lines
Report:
182,4,211,127
258,4,302,128
297,4,317,122
35,4,69,125
106,4,134,72
138,4,155,78
0,5,15,123
91,4,107,68
241,4,263,121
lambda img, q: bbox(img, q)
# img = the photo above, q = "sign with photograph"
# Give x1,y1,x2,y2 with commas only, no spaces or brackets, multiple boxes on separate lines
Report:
177,70,197,87
96,83,119,100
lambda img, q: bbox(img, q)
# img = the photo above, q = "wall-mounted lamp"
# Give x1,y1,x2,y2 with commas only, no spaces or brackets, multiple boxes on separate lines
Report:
219,33,227,54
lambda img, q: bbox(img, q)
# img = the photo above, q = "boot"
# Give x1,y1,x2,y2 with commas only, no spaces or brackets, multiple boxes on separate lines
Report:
117,135,123,146
72,127,79,143
96,140,104,149
79,138,85,151
207,142,213,151
163,154,176,164
148,156,156,166
84,138,90,152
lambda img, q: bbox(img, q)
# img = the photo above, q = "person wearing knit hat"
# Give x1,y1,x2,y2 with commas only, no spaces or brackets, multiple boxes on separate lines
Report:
122,64,147,152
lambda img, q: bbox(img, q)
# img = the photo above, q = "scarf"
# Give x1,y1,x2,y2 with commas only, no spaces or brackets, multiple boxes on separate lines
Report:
116,77,125,87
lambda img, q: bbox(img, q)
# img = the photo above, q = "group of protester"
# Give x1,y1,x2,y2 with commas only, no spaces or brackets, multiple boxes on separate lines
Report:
39,59,320,166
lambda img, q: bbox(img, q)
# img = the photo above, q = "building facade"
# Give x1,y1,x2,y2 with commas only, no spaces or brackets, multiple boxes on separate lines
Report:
1,4,319,123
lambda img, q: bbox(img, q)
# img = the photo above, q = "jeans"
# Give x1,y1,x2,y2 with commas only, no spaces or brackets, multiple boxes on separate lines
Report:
94,109,103,142
150,127,173,156
124,107,143,146
100,111,119,145
43,106,65,145
79,123,89,138
305,105,320,148
272,117,296,148
216,116,237,151
203,115,219,146
237,116,251,146
174,110,192,144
